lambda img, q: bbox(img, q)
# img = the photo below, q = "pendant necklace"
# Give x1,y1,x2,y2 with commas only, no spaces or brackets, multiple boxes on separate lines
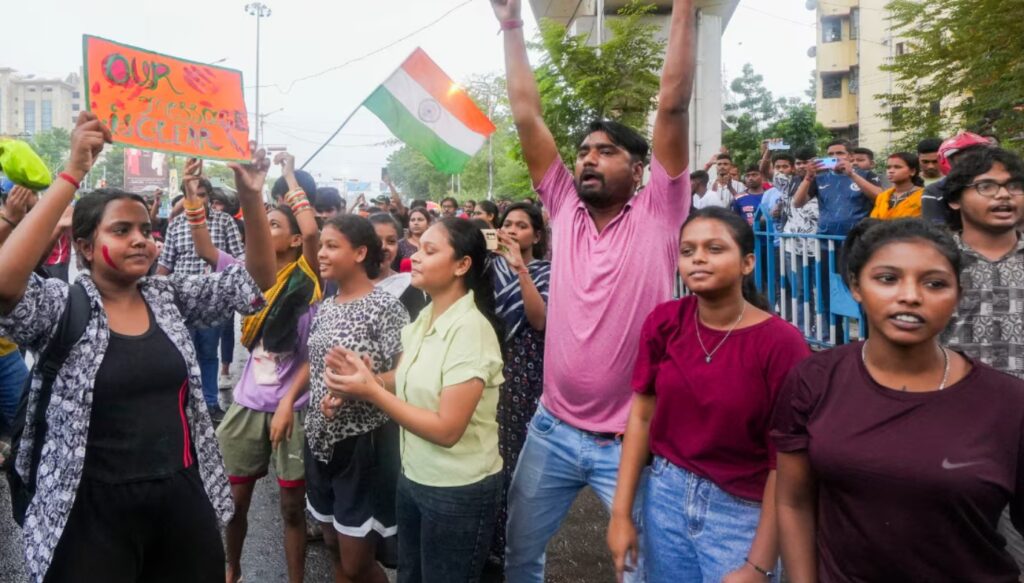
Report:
695,302,747,364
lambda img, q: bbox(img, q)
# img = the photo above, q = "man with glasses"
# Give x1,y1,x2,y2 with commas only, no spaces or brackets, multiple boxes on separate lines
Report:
941,146,1024,576
440,196,459,218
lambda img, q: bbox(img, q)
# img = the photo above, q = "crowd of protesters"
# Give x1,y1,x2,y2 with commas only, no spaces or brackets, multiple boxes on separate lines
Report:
0,0,1022,582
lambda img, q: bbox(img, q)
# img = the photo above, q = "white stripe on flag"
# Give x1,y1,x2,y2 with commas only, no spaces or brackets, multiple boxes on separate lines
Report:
381,68,487,158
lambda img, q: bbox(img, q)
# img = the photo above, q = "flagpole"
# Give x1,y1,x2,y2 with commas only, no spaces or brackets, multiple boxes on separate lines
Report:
299,103,363,170
300,47,424,171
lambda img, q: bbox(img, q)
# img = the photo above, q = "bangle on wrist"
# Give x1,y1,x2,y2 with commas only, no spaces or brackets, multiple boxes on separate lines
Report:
499,18,523,32
0,213,18,228
58,172,81,190
744,558,774,579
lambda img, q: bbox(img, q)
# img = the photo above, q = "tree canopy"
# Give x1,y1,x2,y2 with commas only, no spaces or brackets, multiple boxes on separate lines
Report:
879,0,1024,153
722,64,832,171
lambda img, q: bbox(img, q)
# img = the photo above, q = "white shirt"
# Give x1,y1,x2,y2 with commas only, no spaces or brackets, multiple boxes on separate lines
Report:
692,188,734,209
710,179,747,197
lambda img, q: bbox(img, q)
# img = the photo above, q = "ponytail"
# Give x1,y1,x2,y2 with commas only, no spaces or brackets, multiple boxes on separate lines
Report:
742,273,769,312
438,218,505,346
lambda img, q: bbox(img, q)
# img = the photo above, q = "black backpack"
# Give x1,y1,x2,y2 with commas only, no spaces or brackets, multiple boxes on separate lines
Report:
3,282,90,526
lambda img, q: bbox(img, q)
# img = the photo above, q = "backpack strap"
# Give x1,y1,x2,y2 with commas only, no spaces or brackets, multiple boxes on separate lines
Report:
25,281,90,486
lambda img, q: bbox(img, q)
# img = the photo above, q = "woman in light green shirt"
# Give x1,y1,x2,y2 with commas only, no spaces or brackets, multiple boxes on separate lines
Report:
323,217,505,583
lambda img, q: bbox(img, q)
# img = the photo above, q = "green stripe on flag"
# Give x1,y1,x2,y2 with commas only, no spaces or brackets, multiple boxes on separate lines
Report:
364,86,472,174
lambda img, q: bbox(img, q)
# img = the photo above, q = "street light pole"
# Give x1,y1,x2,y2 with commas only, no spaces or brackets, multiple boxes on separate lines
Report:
244,2,271,145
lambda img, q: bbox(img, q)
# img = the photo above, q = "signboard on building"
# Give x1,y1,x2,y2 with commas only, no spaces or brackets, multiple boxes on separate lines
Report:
123,148,169,193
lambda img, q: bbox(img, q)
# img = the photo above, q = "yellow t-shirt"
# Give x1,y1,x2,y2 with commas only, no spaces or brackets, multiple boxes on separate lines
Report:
0,337,16,357
395,291,504,487
870,187,923,220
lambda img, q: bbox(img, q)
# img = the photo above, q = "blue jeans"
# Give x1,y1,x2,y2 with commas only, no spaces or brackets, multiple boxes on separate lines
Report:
505,403,646,583
0,350,29,428
643,457,773,582
190,327,221,410
219,320,234,366
396,472,501,583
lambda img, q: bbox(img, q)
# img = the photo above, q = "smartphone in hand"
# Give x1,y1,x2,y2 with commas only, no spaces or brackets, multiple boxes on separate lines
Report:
815,157,839,170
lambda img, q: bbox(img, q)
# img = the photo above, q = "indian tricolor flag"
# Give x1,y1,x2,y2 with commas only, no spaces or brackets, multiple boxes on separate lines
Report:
364,49,496,174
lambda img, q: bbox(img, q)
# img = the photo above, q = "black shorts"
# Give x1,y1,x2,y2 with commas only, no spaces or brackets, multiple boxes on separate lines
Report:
44,465,223,583
305,421,399,539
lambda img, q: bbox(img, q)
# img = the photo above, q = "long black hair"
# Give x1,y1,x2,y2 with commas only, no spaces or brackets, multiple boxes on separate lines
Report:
680,207,769,311
438,217,504,344
500,202,548,260
72,188,150,268
323,214,384,279
842,218,961,289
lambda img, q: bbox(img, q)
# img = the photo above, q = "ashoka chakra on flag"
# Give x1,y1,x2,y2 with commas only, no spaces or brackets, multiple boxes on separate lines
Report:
363,48,496,174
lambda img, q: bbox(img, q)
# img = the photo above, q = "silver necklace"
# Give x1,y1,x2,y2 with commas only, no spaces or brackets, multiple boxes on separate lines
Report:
861,341,951,391
695,303,747,364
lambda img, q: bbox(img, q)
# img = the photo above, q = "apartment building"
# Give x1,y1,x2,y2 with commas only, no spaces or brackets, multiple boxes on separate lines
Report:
812,0,911,154
0,68,85,137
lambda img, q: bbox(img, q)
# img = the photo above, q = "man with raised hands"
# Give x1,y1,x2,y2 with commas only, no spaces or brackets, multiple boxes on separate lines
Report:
489,0,696,580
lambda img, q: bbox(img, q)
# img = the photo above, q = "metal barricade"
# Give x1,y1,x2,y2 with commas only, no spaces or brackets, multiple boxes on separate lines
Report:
752,208,864,348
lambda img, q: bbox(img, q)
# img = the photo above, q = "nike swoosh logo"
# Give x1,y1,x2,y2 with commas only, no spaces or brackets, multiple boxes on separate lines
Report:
942,458,983,470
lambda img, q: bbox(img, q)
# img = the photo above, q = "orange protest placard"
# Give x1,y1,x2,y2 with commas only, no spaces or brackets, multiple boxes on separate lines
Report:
83,35,251,162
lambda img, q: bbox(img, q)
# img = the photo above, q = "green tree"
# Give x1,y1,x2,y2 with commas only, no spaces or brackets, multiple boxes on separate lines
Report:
28,128,71,176
722,64,831,170
725,64,785,131
532,0,665,162
766,103,832,157
91,143,126,189
879,0,1024,153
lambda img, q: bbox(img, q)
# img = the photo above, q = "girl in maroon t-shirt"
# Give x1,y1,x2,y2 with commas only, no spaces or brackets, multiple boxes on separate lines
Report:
608,207,810,582
772,218,1024,582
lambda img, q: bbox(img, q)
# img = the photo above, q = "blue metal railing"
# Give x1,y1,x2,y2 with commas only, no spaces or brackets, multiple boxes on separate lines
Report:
752,208,865,348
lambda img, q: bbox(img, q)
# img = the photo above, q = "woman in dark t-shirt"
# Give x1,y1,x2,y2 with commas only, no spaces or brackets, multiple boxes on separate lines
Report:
608,207,811,582
772,218,1024,583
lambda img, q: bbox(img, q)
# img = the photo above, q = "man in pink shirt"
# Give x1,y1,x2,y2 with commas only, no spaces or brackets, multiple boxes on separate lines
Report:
490,1,696,581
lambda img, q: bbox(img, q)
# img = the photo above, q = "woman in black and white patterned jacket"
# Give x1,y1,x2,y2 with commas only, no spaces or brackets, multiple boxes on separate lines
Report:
0,113,274,583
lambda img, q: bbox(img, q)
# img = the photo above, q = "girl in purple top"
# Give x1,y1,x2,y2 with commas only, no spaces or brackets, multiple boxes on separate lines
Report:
183,152,322,583
609,207,810,582
772,219,1024,583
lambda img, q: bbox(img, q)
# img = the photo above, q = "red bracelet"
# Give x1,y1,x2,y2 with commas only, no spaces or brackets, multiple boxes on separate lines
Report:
500,19,524,31
58,172,81,190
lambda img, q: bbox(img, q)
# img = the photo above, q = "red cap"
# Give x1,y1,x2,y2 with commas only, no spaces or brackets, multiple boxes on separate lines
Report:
400,258,412,273
939,132,990,175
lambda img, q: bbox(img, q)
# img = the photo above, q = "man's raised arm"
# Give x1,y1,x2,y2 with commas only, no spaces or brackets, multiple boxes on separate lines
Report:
492,0,560,186
651,0,697,177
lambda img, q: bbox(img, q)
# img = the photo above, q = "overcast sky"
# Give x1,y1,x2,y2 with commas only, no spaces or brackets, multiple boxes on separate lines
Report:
6,0,814,182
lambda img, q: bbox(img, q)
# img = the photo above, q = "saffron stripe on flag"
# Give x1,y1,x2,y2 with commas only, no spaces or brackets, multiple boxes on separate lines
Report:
379,67,488,156
364,86,472,174
401,48,496,137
